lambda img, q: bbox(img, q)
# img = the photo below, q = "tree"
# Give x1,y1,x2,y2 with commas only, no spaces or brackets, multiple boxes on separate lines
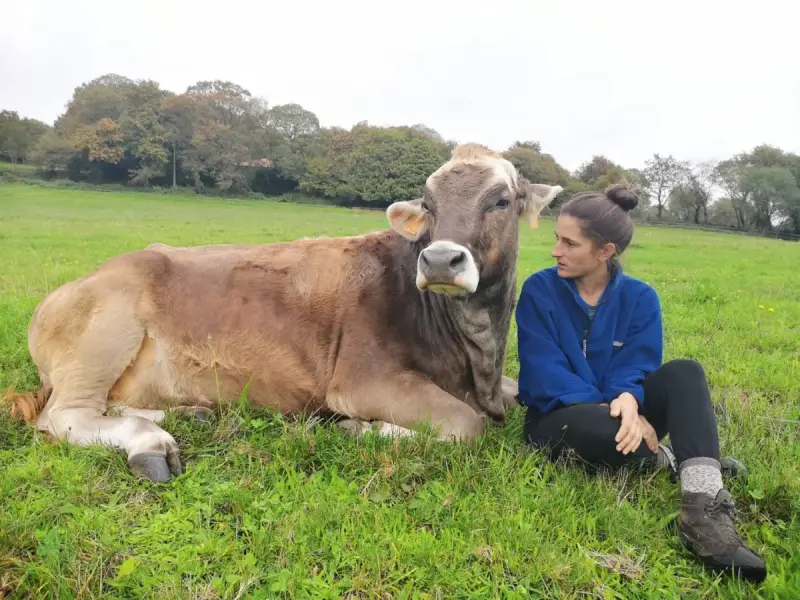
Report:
185,80,253,127
668,184,698,222
502,146,570,186
574,155,620,186
713,158,751,229
71,117,125,164
410,124,445,144
708,197,740,228
29,131,74,173
685,160,717,224
181,80,263,193
0,110,51,167
299,124,447,206
741,167,800,233
625,167,652,216
120,80,169,186
266,103,320,142
509,140,542,153
159,93,195,188
643,153,690,220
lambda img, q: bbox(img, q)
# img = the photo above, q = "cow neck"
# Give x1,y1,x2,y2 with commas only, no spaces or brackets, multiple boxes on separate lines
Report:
408,238,514,420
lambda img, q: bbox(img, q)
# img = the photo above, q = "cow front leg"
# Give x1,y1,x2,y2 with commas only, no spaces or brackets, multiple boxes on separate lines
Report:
108,405,214,423
336,419,418,438
501,375,519,409
329,371,485,442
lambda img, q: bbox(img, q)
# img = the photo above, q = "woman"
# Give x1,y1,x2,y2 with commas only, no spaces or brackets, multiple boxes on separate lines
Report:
514,183,767,582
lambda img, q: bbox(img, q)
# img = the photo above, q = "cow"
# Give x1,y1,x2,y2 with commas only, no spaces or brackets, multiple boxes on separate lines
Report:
6,143,562,482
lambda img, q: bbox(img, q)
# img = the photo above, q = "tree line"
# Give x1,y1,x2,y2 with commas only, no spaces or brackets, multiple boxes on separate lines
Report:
1,73,798,237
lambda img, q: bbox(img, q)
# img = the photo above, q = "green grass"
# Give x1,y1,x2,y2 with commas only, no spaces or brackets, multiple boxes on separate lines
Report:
1,183,798,599
0,162,38,173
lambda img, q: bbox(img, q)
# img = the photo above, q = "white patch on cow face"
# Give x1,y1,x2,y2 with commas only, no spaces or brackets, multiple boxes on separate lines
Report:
416,240,480,296
491,157,519,191
428,155,519,196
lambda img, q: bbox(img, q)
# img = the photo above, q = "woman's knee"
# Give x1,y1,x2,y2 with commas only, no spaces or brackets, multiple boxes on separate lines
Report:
660,358,707,382
524,404,620,450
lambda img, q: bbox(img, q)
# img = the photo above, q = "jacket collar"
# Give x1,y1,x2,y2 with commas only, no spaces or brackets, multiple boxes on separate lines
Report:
558,265,622,314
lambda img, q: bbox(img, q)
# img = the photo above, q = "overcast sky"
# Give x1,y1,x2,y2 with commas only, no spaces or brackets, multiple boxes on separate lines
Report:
2,0,798,172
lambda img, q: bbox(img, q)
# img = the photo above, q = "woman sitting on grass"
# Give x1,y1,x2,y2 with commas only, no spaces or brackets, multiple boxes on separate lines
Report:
514,183,767,582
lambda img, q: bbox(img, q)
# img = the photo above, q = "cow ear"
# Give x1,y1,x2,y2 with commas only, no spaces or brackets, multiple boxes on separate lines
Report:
387,198,430,241
518,180,563,228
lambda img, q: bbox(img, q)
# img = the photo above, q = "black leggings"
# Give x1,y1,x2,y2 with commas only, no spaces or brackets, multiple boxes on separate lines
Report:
523,359,720,469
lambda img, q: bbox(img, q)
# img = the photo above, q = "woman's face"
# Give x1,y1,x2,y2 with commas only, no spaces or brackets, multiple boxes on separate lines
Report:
551,214,614,279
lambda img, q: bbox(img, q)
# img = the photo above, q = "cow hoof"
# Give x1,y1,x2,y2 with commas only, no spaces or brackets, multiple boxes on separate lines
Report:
192,408,213,421
501,376,519,398
129,452,173,483
337,419,371,437
174,406,214,421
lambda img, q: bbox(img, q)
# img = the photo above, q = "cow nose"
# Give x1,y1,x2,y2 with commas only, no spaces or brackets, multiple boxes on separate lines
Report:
416,240,480,294
420,246,467,272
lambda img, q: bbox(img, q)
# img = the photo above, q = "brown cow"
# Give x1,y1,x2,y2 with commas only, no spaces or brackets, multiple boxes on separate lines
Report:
7,143,561,482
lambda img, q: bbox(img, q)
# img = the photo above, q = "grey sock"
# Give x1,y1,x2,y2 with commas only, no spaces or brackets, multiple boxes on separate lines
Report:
656,444,677,472
680,457,723,496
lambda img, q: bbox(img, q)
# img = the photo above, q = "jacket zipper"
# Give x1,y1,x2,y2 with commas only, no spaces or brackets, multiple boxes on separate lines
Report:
582,309,597,358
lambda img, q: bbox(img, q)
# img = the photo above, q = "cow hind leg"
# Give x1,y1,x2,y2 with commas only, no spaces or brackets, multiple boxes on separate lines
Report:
39,401,182,482
32,306,183,483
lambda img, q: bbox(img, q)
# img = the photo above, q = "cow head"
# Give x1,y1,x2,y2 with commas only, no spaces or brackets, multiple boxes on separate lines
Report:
387,143,563,296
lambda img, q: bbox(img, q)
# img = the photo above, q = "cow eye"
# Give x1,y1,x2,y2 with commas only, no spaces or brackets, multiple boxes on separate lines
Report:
421,201,432,213
493,198,510,210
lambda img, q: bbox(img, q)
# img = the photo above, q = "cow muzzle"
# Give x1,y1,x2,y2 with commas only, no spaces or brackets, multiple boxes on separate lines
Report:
416,241,479,296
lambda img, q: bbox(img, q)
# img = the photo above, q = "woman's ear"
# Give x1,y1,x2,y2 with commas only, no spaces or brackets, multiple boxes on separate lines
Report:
597,241,618,262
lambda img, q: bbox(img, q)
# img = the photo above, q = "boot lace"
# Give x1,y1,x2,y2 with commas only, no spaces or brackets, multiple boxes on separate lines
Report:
706,495,744,545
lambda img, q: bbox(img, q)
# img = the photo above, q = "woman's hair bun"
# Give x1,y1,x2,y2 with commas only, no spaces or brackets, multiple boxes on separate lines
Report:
605,182,640,212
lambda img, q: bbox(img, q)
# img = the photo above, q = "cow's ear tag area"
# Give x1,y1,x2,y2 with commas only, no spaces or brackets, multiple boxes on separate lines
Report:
387,199,429,241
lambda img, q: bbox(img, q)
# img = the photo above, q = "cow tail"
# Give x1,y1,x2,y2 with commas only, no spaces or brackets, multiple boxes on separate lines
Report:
3,381,52,423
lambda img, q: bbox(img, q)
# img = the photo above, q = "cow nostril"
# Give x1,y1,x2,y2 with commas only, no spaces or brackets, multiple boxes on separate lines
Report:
450,251,466,269
420,251,431,268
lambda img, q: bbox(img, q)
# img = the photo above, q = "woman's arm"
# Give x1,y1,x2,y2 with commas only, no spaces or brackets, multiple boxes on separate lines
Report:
516,277,604,411
600,285,663,407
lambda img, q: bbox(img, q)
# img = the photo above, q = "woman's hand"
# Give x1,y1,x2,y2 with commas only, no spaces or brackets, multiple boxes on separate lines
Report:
609,392,642,455
638,415,659,454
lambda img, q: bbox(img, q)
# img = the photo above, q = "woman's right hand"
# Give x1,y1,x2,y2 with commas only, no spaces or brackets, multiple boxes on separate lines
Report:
609,393,642,455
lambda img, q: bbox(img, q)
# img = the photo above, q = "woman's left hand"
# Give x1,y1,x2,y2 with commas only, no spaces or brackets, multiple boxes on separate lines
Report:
609,393,642,455
639,415,659,454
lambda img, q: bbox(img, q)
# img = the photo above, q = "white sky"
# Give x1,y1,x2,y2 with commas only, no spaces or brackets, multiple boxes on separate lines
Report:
2,0,798,172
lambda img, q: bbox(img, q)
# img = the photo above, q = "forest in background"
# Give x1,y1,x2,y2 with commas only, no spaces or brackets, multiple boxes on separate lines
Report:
2,73,799,237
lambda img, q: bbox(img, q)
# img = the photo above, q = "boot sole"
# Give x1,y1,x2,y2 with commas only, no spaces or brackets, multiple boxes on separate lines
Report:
679,533,767,583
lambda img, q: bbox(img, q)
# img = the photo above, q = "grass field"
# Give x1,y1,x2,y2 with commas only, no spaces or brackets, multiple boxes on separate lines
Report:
1,183,799,599
0,162,38,174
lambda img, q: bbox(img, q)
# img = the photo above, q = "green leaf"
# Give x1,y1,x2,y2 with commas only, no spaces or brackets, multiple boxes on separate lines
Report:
116,557,137,578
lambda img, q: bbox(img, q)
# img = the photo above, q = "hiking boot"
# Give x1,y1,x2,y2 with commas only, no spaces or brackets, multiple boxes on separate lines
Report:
679,489,767,582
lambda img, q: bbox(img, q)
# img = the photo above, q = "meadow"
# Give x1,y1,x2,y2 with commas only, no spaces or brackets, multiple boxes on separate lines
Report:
1,183,798,599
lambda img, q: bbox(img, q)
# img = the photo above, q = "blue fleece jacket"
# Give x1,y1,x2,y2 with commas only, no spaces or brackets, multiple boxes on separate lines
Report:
515,266,663,414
